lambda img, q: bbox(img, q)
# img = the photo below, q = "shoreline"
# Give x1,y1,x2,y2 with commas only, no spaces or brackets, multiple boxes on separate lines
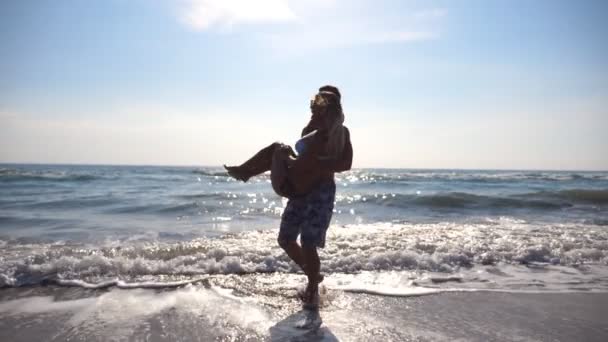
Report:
1,285,607,341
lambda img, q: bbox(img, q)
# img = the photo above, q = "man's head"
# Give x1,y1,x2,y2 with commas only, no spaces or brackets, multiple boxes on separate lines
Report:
309,85,342,130
318,85,341,100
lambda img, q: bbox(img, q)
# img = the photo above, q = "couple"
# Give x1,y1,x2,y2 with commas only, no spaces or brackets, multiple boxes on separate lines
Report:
225,85,353,306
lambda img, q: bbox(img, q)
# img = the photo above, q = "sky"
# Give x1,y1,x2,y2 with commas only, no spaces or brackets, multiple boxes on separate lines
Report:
0,0,607,170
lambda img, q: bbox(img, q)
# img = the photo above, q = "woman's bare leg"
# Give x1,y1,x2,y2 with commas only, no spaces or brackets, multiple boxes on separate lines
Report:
224,142,284,182
270,145,296,197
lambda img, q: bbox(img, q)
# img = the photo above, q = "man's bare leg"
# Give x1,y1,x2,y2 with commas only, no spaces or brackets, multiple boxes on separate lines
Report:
281,241,324,284
302,246,321,304
283,241,306,270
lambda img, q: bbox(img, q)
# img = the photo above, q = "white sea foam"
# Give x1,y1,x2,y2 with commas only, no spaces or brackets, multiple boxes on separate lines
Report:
0,284,272,339
1,221,607,291
55,278,205,289
0,295,96,314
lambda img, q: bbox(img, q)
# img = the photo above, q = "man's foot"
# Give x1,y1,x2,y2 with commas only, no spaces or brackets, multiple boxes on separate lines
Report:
223,165,251,182
301,283,320,309
297,274,324,306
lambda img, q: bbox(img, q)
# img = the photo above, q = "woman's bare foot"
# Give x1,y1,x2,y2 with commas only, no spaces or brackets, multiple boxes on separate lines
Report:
223,165,251,182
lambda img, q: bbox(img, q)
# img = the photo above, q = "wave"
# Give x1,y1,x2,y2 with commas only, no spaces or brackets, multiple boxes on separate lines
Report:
21,197,117,210
52,278,207,289
410,192,566,209
2,167,606,185
104,193,236,214
102,202,203,215
539,189,608,204
338,188,608,210
46,276,450,296
0,168,101,183
2,222,606,288
192,170,231,177
176,193,229,200
339,170,608,184
11,193,251,214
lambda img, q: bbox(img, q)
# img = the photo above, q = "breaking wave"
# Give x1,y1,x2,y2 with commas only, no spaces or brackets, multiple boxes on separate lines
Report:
1,222,607,288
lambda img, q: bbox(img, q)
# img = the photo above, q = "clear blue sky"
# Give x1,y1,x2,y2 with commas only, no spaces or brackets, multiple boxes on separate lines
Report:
1,0,607,170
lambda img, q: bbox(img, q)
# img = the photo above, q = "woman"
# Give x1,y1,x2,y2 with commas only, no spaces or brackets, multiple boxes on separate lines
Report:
225,85,353,306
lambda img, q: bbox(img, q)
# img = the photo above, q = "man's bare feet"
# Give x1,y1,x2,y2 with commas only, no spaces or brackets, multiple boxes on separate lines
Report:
298,273,324,306
302,282,319,309
223,165,250,182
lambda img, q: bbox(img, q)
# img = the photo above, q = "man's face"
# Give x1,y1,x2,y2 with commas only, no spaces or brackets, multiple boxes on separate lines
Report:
309,94,331,129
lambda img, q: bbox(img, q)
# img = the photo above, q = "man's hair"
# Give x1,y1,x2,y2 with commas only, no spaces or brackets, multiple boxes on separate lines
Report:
302,85,344,137
318,85,341,100
318,85,342,115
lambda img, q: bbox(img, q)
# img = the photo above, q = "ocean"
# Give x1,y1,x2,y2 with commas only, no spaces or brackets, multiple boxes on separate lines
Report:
1,164,607,341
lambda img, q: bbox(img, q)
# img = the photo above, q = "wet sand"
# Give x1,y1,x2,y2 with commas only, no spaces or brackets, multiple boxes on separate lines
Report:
1,284,607,341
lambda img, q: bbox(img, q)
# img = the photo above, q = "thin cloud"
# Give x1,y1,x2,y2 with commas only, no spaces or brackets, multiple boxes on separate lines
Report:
179,0,297,30
264,28,438,52
175,1,446,51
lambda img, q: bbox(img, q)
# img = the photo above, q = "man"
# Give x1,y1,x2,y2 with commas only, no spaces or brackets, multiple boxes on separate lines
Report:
277,85,353,306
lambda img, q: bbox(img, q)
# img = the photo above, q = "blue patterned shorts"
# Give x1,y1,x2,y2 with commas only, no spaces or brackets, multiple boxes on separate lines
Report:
278,180,336,249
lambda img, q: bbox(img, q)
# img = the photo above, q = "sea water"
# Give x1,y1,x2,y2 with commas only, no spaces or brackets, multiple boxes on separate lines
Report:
1,164,607,289
1,164,607,339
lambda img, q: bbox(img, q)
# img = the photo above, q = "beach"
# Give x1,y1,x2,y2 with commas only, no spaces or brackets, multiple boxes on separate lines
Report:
4,0,607,340
1,279,607,341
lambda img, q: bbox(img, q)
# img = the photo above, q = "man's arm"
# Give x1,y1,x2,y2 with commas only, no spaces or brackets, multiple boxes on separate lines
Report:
318,127,352,173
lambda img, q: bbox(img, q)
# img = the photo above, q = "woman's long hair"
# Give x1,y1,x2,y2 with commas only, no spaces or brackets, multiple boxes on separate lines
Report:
318,89,346,160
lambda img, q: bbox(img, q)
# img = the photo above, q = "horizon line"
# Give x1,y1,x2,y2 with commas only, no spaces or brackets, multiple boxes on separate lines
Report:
0,161,606,173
